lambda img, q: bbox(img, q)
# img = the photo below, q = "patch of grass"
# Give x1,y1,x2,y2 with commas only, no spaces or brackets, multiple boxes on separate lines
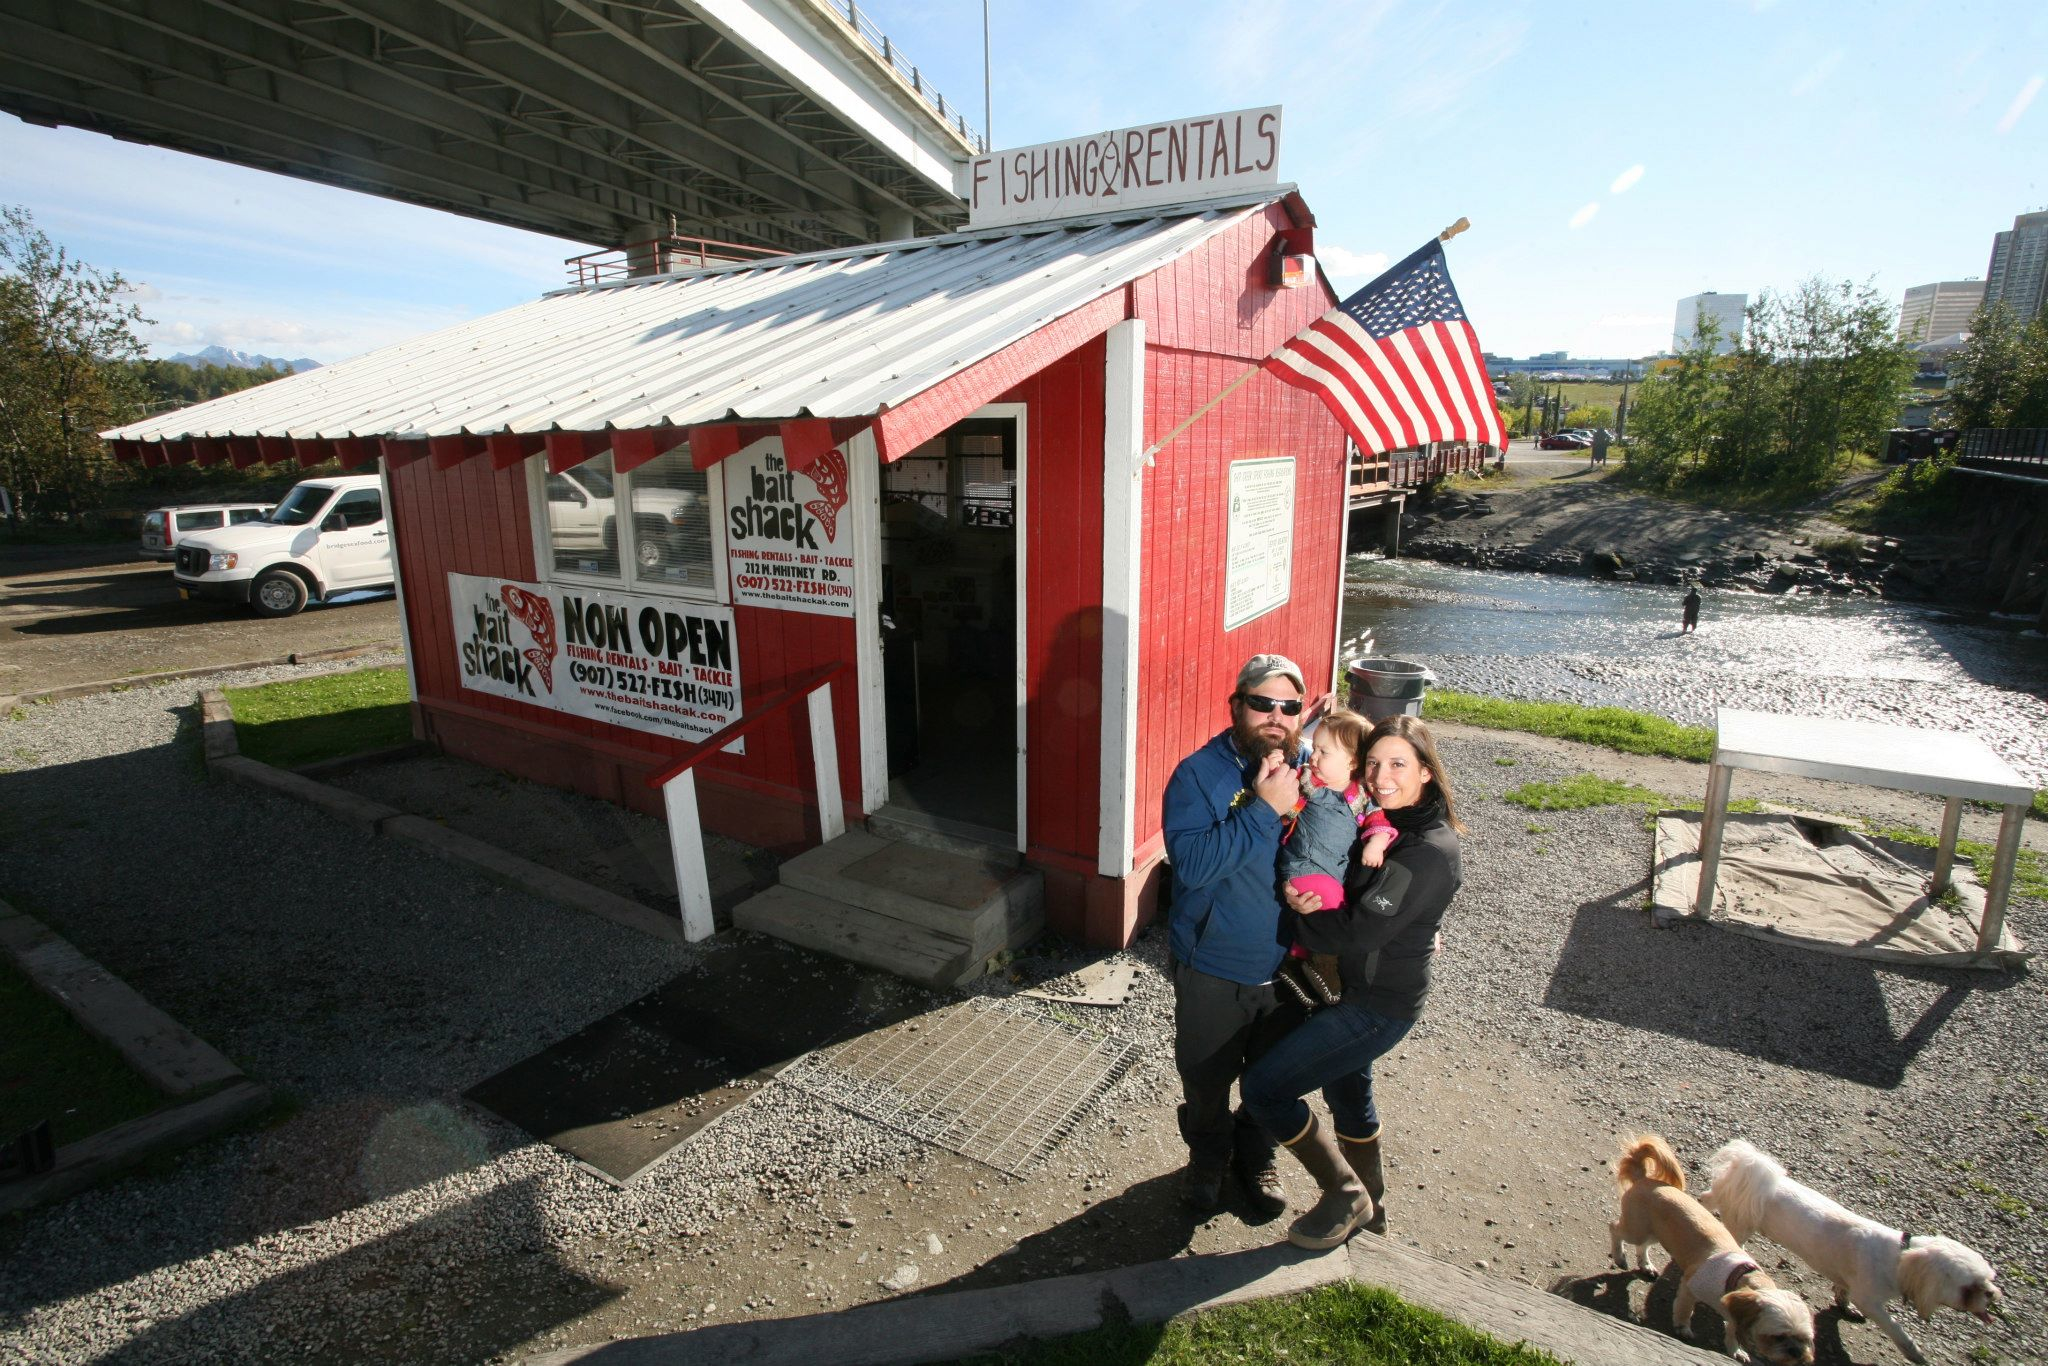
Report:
1810,533,1867,560
1868,823,2048,901
0,954,166,1146
1424,690,1714,763
949,1282,1565,1366
1503,774,1668,812
224,666,412,769
1493,757,1517,767
1964,1177,2032,1220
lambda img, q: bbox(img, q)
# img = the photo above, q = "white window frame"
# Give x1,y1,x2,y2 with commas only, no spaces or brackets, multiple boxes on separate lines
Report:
525,451,731,604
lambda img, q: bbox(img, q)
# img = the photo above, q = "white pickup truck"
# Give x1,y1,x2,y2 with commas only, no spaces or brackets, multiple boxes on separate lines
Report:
172,473,393,617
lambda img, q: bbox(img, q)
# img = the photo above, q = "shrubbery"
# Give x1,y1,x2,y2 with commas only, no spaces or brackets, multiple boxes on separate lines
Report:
1624,278,1912,497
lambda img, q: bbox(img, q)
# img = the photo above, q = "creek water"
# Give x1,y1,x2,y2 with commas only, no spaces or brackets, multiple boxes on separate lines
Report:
1340,557,2048,784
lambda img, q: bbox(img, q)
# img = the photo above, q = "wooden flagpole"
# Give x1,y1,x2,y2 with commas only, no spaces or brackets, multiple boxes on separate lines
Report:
1136,217,1472,464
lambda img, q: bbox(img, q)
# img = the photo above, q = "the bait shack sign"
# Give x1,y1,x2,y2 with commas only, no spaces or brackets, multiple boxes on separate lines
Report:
449,573,742,746
963,106,1281,230
724,438,856,618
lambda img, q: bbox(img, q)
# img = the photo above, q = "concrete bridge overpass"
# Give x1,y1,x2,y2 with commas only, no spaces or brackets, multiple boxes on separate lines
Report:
0,0,980,258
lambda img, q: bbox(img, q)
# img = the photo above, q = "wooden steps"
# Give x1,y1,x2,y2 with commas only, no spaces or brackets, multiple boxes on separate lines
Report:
733,828,1042,989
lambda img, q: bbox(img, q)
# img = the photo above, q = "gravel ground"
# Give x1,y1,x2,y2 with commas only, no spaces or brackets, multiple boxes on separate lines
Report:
2,668,2043,1365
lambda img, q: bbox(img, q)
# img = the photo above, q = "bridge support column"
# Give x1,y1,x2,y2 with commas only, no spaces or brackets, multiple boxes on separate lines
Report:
623,227,668,278
1383,494,1404,558
878,208,915,242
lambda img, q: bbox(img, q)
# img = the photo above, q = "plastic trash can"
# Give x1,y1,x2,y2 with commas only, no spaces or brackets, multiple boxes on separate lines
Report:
1346,658,1434,721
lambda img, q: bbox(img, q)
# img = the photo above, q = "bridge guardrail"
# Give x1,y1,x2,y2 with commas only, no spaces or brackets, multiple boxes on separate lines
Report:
824,2,987,153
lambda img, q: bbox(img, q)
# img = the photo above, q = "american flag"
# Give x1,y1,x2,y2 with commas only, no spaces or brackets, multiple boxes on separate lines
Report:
1265,239,1505,456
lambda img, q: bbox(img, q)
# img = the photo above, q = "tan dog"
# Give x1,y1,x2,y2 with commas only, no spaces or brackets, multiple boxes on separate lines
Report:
1609,1135,1816,1365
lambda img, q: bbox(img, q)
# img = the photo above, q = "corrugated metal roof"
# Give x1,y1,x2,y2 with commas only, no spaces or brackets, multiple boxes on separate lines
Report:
107,195,1277,443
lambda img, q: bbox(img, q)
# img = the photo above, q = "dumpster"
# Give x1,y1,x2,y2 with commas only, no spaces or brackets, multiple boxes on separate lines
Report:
1347,658,1434,721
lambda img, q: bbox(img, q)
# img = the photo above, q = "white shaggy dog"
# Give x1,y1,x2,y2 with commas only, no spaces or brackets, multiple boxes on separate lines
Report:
1701,1140,2001,1364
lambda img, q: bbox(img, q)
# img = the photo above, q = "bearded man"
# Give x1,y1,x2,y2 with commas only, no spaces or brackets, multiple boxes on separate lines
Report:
1159,653,1310,1216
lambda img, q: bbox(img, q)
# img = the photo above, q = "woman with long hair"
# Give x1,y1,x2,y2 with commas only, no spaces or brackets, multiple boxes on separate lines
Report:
1241,713,1468,1249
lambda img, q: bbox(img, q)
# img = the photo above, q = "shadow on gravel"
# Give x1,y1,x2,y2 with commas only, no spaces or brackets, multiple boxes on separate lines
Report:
1551,1266,1868,1366
86,1172,620,1366
1541,884,2017,1088
910,1171,1210,1300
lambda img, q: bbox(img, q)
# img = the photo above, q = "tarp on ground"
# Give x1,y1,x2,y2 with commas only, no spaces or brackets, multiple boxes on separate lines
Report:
1650,810,2027,970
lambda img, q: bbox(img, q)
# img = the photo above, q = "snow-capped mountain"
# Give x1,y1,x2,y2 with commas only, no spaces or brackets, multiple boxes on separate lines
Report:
163,345,321,374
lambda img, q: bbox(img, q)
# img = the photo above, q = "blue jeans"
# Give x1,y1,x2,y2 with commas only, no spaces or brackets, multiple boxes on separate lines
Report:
1241,1001,1414,1143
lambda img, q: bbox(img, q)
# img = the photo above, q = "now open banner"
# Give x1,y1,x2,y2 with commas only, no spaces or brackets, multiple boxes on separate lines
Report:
448,572,742,747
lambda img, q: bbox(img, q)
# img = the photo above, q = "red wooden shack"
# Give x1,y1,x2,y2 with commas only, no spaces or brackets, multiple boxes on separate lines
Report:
108,184,1354,979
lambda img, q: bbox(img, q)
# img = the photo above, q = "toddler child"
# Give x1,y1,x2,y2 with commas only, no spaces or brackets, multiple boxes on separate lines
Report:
1276,709,1395,1006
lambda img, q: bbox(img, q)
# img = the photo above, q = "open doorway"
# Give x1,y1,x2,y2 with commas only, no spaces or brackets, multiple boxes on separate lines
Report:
877,413,1020,840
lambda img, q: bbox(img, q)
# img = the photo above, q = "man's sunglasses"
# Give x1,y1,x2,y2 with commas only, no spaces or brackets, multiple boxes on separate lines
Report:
1237,693,1303,716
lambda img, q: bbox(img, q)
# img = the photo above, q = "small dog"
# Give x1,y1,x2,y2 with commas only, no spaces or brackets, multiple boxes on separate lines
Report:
1609,1134,1816,1365
1701,1139,2000,1364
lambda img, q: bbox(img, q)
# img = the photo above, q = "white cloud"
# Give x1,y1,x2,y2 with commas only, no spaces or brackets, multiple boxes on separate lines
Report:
118,281,164,303
1609,165,1645,195
1319,245,1389,281
1569,202,1600,230
1997,75,2043,134
1790,49,1843,98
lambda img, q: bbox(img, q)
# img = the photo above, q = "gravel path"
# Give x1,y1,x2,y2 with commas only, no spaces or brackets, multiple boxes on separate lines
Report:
1,671,2041,1365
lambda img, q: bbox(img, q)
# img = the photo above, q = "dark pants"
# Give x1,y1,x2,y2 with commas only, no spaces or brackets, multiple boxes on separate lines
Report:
1241,1000,1414,1143
1171,956,1299,1167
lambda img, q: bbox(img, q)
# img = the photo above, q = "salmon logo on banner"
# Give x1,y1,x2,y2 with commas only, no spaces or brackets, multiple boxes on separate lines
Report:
448,572,743,748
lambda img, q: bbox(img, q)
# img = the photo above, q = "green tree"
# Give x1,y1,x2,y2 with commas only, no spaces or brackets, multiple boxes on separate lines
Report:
0,205,149,523
1623,279,1913,495
1945,303,2048,429
1625,318,1724,486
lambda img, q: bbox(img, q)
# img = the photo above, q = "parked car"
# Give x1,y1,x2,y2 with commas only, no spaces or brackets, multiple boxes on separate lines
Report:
544,464,705,572
1538,432,1591,450
139,501,272,561
172,474,391,617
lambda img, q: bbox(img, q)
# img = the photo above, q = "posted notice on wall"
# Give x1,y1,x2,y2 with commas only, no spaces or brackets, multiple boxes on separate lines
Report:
1223,457,1295,630
448,572,743,748
724,438,856,618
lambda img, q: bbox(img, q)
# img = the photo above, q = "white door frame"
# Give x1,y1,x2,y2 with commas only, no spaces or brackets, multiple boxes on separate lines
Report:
848,427,890,815
1096,320,1145,876
857,404,1028,851
981,402,1029,854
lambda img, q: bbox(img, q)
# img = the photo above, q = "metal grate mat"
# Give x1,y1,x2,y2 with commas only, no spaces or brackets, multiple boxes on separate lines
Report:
780,1000,1141,1176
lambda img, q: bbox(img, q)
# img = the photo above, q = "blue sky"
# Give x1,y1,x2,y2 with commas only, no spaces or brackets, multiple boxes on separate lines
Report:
3,0,2043,363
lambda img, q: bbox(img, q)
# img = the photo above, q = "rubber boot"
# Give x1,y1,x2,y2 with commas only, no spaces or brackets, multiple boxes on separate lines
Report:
1340,1128,1386,1235
1278,1113,1373,1249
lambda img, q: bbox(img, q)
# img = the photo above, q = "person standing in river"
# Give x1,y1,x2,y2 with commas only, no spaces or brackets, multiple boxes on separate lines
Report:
1681,584,1702,634
1159,654,1310,1217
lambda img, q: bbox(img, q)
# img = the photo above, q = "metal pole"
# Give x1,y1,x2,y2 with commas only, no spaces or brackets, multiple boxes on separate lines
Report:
983,0,992,148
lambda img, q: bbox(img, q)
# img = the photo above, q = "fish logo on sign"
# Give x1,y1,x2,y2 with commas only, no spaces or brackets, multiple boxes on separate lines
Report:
498,584,558,691
803,448,849,541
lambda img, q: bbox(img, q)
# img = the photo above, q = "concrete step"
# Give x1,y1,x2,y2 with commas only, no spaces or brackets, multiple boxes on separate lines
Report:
864,807,1021,868
732,886,980,989
778,829,1041,961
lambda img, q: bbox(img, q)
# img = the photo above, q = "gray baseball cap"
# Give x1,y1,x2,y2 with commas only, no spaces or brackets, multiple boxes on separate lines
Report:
1234,653,1305,694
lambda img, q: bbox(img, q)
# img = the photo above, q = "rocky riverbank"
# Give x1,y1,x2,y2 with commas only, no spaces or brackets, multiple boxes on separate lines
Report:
1391,464,1994,608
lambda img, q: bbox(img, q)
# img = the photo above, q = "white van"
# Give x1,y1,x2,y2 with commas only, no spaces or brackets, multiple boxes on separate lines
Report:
139,501,273,561
172,473,393,617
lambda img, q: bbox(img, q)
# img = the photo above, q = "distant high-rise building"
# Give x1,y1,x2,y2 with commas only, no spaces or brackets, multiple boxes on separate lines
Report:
1984,211,2048,325
1897,280,1985,342
1673,293,1746,353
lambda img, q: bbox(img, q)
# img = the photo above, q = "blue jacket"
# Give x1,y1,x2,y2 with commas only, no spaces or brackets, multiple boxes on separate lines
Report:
1163,729,1295,985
